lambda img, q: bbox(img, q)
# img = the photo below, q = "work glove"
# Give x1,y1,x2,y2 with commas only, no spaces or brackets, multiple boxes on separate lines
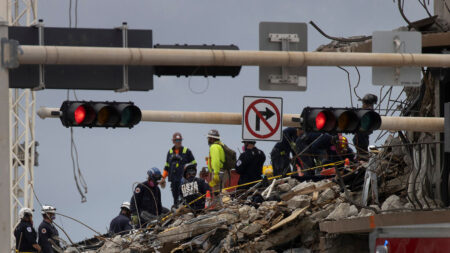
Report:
159,178,166,189
131,215,139,225
209,173,220,187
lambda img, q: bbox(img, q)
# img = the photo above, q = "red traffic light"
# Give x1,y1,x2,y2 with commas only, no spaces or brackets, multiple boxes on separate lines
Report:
316,111,327,130
74,106,86,124
301,107,381,133
60,101,141,128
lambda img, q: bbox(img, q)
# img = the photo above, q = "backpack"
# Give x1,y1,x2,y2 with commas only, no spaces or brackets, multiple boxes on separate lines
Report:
220,143,237,171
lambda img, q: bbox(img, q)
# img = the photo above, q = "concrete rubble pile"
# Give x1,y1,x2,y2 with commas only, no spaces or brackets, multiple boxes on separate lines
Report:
69,139,419,253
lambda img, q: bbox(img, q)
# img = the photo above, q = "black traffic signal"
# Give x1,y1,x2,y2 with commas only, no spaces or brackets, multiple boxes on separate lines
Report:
301,107,381,133
59,101,142,128
153,44,241,77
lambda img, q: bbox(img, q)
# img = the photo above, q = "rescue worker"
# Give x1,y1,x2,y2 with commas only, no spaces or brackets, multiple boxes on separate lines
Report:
160,132,196,207
295,131,322,176
270,127,302,176
38,205,60,253
353,93,378,161
206,129,227,192
14,207,41,252
130,167,163,227
109,202,132,235
310,134,355,166
235,140,266,189
180,162,211,211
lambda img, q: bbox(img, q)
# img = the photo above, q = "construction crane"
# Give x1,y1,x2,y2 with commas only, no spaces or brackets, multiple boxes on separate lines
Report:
0,0,38,251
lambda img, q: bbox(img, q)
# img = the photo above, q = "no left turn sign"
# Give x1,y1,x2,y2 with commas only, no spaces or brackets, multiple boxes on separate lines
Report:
242,96,283,141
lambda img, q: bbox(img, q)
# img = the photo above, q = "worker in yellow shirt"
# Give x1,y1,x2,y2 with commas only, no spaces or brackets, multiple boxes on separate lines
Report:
206,129,227,193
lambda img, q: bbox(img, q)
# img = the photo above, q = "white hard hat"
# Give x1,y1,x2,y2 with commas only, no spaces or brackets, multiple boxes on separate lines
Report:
19,207,33,219
120,202,130,211
206,129,220,139
41,205,56,215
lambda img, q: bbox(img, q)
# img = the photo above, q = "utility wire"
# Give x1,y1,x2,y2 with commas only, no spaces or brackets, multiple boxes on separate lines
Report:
353,67,362,101
418,0,432,17
68,0,72,28
337,66,354,107
70,128,88,203
75,0,78,28
29,184,77,246
66,91,88,202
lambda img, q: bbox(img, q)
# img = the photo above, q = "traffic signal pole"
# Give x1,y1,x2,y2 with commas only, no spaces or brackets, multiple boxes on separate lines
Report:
0,22,11,253
15,45,450,68
37,107,445,132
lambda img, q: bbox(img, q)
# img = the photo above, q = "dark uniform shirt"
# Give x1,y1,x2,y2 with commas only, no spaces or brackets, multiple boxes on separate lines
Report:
272,127,298,154
109,213,132,235
130,181,163,217
353,132,370,160
236,147,266,189
270,127,298,175
164,146,196,182
180,177,210,210
310,134,355,164
14,220,38,252
38,220,60,253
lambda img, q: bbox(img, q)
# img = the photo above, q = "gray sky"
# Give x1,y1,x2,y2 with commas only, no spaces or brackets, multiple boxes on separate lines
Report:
33,0,429,242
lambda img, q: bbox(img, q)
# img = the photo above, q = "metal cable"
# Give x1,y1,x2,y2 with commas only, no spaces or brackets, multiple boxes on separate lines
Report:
309,21,371,43
353,66,362,101
29,183,77,246
68,0,72,28
70,128,87,203
337,66,354,107
418,0,432,17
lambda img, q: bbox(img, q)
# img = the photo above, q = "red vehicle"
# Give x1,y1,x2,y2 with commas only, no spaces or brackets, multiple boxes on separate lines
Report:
370,224,450,253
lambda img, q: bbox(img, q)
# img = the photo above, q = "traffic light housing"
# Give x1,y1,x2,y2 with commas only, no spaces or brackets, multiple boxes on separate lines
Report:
153,44,241,77
59,101,142,128
301,107,381,133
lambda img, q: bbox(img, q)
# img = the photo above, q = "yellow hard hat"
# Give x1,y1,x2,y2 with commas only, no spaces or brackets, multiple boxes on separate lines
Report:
262,165,273,177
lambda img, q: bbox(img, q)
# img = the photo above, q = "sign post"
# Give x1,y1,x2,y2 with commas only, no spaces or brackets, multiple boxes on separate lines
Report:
242,96,283,141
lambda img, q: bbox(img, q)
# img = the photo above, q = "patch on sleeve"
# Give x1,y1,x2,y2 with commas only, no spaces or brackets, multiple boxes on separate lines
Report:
236,160,242,166
135,187,141,194
26,227,32,233
41,228,47,234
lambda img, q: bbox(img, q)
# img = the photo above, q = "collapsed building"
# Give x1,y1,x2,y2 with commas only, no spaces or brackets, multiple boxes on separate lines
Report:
57,15,450,253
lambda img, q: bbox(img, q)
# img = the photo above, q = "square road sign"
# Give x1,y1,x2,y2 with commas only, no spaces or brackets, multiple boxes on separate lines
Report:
242,96,283,141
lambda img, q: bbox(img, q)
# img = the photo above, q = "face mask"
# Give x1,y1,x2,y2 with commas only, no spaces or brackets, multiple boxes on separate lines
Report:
51,216,56,221
148,180,155,187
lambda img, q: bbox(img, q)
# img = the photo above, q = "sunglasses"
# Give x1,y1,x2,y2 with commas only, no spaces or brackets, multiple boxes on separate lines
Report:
174,139,182,142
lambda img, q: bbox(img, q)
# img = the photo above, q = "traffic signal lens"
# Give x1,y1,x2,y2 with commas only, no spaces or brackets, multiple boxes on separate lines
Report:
120,106,142,126
74,106,86,124
360,111,381,132
316,112,327,130
337,111,358,132
97,106,119,126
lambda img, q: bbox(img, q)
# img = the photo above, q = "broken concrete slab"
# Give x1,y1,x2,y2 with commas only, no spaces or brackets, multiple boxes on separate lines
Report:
241,222,262,236
278,183,292,193
381,195,404,211
326,203,358,220
287,195,312,210
316,188,336,205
